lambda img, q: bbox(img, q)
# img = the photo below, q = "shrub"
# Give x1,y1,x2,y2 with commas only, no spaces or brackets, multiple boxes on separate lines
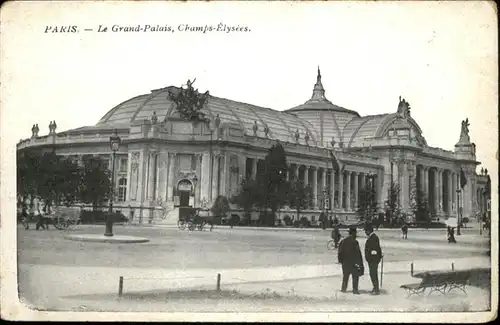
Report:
283,215,292,226
300,217,310,228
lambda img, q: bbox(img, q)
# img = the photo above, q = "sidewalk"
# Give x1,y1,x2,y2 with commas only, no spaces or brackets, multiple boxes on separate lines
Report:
18,255,490,312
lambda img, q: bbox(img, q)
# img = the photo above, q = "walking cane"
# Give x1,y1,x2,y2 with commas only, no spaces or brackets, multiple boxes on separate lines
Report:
380,254,384,288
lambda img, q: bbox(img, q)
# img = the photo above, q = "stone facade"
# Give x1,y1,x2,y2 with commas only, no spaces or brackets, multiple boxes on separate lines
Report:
16,70,490,224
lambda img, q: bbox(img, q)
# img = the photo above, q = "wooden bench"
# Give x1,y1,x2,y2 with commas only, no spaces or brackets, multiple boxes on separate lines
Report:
401,270,470,297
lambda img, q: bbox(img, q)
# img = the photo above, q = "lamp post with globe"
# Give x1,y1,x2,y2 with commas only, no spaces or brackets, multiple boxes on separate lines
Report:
192,175,198,208
105,129,121,237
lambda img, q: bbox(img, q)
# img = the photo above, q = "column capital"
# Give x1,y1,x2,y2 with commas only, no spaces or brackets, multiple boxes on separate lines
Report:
168,152,177,159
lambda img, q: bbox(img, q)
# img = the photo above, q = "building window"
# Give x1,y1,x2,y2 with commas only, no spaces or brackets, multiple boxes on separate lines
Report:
118,177,127,202
119,158,128,173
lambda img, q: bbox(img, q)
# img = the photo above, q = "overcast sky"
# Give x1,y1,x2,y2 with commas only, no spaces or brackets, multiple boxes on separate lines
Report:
1,1,497,188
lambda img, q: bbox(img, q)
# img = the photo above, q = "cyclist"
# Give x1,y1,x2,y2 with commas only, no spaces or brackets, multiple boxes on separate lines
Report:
331,224,342,248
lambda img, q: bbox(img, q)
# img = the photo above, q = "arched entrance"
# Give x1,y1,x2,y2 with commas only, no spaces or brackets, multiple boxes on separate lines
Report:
177,179,193,207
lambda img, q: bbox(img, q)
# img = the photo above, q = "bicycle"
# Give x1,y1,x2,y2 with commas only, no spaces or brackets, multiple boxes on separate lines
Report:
327,236,342,250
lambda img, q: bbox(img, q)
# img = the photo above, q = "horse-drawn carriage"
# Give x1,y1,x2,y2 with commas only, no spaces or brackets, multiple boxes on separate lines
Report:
177,208,214,231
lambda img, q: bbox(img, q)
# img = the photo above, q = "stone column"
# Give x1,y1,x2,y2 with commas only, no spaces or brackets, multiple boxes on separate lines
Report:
166,153,176,202
419,166,424,193
434,169,440,213
125,152,135,201
339,170,344,210
195,154,203,207
322,168,327,209
147,151,157,201
312,167,318,209
156,151,169,203
408,162,417,213
423,167,429,199
220,153,228,197
346,171,351,211
200,152,211,207
211,154,220,202
239,155,246,185
360,173,366,190
399,161,406,210
295,164,300,182
251,158,258,179
139,149,149,203
330,169,335,210
353,172,359,210
285,163,290,182
304,166,309,186
447,170,453,215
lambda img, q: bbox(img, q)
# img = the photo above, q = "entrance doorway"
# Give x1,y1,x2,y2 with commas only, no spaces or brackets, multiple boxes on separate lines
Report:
177,179,193,207
179,191,190,207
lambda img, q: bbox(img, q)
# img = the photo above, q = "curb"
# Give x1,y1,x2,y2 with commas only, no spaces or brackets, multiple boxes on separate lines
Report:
64,234,150,243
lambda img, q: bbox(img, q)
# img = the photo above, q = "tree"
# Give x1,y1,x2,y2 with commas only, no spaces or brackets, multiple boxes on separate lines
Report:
79,155,111,210
168,79,209,123
231,178,261,214
287,180,313,222
211,195,230,218
413,189,430,225
385,182,401,225
257,143,289,226
356,184,378,222
17,150,81,212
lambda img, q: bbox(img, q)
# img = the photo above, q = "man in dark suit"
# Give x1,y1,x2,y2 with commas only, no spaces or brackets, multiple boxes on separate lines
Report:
364,223,382,295
338,226,363,294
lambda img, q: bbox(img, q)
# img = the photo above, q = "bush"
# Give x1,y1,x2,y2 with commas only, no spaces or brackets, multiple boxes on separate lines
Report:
299,217,311,228
283,215,292,226
80,210,128,224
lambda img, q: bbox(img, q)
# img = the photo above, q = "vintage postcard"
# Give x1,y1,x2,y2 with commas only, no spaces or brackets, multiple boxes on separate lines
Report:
1,0,497,322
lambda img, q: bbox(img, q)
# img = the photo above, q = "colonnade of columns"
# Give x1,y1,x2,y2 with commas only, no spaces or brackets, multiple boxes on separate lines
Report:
415,165,465,217
246,157,380,212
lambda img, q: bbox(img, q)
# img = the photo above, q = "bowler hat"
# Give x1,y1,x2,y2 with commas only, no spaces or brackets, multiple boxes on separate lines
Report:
348,226,357,235
365,223,374,232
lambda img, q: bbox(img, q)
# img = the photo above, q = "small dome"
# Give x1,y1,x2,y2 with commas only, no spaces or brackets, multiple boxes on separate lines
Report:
285,67,360,146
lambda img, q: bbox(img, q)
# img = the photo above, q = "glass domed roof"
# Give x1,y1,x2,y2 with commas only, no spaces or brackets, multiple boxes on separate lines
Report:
93,70,410,148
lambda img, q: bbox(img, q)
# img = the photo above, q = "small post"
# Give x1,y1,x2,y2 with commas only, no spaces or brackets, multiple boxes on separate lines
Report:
380,255,384,288
451,263,455,271
118,276,124,297
410,262,414,277
216,273,221,291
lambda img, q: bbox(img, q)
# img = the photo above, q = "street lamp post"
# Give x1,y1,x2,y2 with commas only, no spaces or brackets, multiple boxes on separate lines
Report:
105,129,121,237
192,175,198,208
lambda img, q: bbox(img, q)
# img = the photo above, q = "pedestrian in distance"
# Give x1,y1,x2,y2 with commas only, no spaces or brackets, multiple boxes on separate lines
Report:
338,225,364,294
447,226,457,243
401,224,408,239
364,224,383,295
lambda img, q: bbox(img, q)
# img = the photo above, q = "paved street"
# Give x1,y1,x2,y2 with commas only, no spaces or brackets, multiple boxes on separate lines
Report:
17,224,491,312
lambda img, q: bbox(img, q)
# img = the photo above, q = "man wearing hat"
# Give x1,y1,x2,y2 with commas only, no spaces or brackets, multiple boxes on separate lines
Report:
364,223,383,295
337,225,364,294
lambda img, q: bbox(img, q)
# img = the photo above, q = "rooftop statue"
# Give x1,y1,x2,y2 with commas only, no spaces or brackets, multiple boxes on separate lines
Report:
397,96,411,118
253,121,258,136
151,111,158,124
459,118,470,143
263,124,270,137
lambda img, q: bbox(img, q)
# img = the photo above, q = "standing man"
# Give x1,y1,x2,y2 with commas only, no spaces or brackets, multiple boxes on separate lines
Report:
338,226,364,294
401,223,408,239
364,223,382,295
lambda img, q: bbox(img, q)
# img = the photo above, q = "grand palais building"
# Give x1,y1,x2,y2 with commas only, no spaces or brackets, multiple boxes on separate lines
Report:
17,69,490,225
